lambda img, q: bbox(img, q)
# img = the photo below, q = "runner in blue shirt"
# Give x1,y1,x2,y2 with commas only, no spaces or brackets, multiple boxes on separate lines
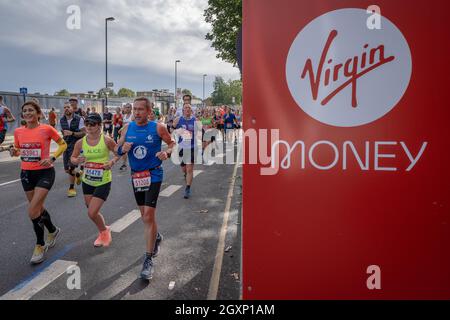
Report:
115,97,175,281
172,103,201,199
223,106,238,144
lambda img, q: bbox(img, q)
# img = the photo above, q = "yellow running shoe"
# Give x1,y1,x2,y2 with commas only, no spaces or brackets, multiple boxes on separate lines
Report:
46,227,61,248
30,244,47,264
67,188,77,197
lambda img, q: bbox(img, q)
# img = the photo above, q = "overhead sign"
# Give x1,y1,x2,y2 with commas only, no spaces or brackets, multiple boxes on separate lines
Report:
243,0,450,299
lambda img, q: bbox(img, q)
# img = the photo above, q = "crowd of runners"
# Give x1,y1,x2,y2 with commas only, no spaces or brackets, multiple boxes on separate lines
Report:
0,94,242,281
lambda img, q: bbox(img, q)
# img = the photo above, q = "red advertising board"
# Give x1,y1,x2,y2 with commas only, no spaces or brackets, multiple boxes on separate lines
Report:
243,0,450,299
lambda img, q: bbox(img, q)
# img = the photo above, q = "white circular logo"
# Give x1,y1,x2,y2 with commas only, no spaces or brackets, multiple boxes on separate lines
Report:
286,8,412,127
133,146,147,159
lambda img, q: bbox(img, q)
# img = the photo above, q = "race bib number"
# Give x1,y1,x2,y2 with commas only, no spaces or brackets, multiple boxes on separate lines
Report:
84,162,104,182
105,124,111,129
20,143,42,162
226,123,233,129
132,170,151,192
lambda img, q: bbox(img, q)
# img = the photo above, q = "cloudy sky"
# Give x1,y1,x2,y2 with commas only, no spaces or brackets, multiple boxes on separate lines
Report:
0,0,240,98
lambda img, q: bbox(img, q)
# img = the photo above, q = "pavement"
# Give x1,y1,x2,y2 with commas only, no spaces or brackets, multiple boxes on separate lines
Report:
0,135,242,300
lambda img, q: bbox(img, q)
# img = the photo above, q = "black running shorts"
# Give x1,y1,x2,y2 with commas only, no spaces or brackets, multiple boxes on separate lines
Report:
82,182,111,201
179,148,197,166
133,181,162,208
20,168,55,192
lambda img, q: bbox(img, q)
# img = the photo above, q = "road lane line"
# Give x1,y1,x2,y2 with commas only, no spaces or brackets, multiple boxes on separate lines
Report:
1,260,77,300
0,179,20,187
160,185,182,197
110,210,141,233
193,170,203,178
207,144,241,300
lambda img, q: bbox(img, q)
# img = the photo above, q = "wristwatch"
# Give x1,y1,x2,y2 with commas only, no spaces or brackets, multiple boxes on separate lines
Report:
51,156,57,163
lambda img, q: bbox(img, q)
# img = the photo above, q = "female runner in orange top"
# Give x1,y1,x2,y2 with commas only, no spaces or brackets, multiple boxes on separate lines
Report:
10,101,67,264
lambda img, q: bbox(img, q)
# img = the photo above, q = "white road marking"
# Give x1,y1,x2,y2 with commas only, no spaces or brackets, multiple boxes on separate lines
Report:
207,144,241,300
89,265,141,300
193,170,203,178
110,210,141,233
0,179,21,187
160,185,182,197
0,260,77,300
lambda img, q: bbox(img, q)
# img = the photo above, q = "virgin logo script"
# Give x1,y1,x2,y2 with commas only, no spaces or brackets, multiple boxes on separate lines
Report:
301,30,395,108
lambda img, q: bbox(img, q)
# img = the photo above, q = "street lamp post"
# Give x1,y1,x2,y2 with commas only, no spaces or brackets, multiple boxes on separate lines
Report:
202,74,207,108
105,17,115,111
175,60,181,108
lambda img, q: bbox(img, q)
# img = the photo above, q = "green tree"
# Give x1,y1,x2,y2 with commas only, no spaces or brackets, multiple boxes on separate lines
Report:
98,88,116,98
55,89,70,97
117,88,136,98
211,76,242,105
204,0,242,66
204,97,214,106
211,76,227,105
227,79,242,105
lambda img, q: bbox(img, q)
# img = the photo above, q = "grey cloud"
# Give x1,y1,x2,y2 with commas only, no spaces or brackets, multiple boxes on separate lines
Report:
0,0,239,97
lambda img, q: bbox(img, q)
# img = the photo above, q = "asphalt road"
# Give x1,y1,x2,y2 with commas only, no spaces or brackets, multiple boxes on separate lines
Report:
0,138,242,300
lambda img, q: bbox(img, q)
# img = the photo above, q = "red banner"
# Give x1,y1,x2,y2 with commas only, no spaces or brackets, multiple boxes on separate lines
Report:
243,0,450,299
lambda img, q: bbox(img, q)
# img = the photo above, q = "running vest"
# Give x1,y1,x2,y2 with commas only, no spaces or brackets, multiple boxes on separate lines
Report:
123,113,133,124
125,121,163,183
176,116,196,149
81,135,112,186
60,114,82,146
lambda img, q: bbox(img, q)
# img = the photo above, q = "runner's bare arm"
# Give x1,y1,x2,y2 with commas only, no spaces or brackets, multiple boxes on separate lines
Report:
104,135,120,163
10,132,20,157
74,127,86,138
115,124,133,155
156,123,175,160
115,124,128,149
172,117,180,129
70,139,84,165
5,107,16,122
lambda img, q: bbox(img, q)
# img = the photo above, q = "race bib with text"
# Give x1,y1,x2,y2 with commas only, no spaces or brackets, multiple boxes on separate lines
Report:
20,143,42,162
84,162,104,182
132,170,151,192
